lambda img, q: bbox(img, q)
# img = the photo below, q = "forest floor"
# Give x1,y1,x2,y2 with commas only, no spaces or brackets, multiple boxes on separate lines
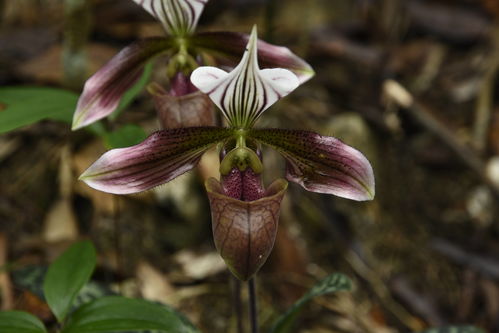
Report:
1,0,499,332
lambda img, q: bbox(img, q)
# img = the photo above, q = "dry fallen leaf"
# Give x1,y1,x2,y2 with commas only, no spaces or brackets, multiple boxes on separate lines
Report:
42,199,79,243
174,250,226,280
0,233,13,310
136,261,175,302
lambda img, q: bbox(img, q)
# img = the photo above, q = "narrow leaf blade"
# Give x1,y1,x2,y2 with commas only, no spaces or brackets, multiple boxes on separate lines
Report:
270,273,352,333
0,86,78,133
62,296,200,333
0,311,47,333
43,241,97,322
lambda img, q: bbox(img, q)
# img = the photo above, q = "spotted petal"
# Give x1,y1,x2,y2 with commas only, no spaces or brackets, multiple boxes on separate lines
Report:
193,31,314,83
248,128,375,201
80,127,233,194
132,0,208,36
191,26,300,128
72,38,172,130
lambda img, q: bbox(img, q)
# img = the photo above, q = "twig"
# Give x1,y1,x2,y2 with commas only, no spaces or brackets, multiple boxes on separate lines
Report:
431,238,499,280
472,25,499,153
248,278,258,333
383,79,499,200
345,249,423,331
318,197,422,331
390,276,445,326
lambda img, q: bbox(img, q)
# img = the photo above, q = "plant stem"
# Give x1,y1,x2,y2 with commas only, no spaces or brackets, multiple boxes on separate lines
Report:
63,0,92,90
248,277,258,333
232,276,244,333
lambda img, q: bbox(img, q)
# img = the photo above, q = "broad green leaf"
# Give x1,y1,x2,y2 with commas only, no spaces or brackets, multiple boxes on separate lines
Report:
417,326,486,333
62,296,200,333
270,273,352,333
86,122,107,137
110,62,153,121
43,241,97,322
103,124,148,149
0,311,47,333
0,86,77,133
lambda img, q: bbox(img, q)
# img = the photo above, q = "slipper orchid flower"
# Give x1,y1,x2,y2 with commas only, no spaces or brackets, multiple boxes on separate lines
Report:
79,27,375,280
71,0,314,130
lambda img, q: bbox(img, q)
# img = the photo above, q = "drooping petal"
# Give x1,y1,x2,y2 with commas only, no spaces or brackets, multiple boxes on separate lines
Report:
206,177,288,281
72,38,172,130
132,0,208,36
248,128,375,201
191,26,300,128
80,127,233,194
193,31,314,83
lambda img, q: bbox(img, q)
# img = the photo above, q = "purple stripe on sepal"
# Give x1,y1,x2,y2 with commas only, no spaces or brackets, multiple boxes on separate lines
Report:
248,128,375,201
72,37,172,130
80,127,233,194
193,31,314,84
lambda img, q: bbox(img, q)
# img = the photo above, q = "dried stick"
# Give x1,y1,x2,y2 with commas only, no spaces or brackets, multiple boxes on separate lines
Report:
0,233,13,310
472,25,499,153
383,80,499,200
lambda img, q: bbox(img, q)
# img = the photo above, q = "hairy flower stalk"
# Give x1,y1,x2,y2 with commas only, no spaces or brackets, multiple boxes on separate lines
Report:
71,0,313,130
78,26,375,281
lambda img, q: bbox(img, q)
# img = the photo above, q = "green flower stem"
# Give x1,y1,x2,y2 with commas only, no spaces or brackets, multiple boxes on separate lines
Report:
63,0,92,90
166,37,199,77
248,278,258,333
232,276,244,333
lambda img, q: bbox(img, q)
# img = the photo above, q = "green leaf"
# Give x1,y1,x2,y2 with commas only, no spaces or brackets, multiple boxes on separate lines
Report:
62,296,200,333
103,124,148,149
417,326,486,333
43,241,97,323
109,62,153,121
270,273,352,333
0,311,47,333
0,86,78,133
